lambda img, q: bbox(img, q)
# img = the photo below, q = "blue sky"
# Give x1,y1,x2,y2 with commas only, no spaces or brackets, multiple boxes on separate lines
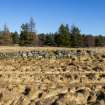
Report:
0,0,105,35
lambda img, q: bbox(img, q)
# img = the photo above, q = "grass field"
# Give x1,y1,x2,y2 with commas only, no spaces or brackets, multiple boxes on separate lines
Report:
0,46,105,105
0,46,104,52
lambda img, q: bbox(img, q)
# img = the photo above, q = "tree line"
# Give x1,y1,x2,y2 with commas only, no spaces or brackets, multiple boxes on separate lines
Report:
0,17,105,47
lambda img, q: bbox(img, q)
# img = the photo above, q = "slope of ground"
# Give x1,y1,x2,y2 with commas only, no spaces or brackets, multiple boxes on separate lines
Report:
0,47,105,105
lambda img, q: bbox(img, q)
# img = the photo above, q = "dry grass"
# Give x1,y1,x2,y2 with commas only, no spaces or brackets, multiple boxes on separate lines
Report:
0,46,105,105
0,46,70,52
0,46,105,52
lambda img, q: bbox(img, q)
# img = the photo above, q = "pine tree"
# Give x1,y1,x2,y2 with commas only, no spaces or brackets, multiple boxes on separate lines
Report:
19,18,37,46
95,35,105,47
55,24,70,47
70,25,82,47
11,32,19,44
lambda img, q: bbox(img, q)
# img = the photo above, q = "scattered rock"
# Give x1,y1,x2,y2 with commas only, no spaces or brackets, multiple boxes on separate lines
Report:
23,86,31,96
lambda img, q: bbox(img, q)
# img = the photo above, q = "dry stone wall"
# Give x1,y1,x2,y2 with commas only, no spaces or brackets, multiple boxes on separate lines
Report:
0,49,101,59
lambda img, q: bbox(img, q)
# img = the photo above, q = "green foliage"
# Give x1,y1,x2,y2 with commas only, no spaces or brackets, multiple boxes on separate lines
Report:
19,18,37,46
70,25,82,47
11,32,19,44
44,34,55,46
95,35,105,47
19,31,36,46
55,24,70,47
0,18,105,48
